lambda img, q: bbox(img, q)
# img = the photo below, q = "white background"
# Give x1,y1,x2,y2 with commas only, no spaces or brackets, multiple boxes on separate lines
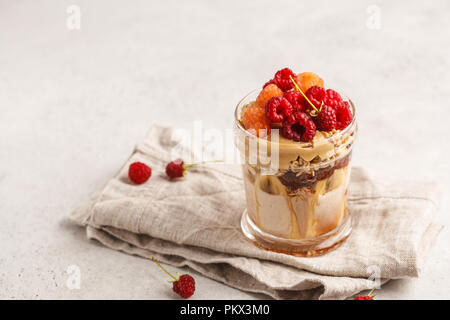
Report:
0,0,448,299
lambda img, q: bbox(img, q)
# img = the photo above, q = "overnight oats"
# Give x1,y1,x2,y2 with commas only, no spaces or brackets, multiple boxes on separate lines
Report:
234,68,357,256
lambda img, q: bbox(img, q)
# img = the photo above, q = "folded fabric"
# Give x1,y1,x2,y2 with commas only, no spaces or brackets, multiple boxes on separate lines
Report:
68,125,443,299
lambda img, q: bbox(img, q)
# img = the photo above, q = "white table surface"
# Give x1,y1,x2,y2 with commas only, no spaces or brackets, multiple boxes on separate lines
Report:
1,0,449,299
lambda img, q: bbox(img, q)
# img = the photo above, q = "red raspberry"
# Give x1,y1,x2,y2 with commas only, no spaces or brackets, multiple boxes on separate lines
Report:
274,68,296,91
166,159,222,179
263,79,277,89
152,257,195,299
265,97,293,123
324,89,343,109
128,162,152,184
335,101,353,130
173,274,196,299
354,289,376,300
282,112,316,142
166,159,185,179
353,296,374,300
315,105,337,131
283,91,304,112
304,86,326,112
304,87,345,113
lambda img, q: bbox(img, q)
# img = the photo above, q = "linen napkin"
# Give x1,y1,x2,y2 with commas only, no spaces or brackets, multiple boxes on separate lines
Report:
68,125,443,300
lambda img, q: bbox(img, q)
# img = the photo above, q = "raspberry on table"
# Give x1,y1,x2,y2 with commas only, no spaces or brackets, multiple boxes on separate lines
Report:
265,97,294,123
353,296,374,300
165,158,221,179
173,274,196,299
335,101,353,130
295,72,324,94
255,83,283,109
152,257,195,299
242,104,271,137
128,162,152,184
166,158,185,179
274,68,296,91
283,91,304,112
282,112,316,142
315,104,337,131
304,85,326,112
354,289,376,300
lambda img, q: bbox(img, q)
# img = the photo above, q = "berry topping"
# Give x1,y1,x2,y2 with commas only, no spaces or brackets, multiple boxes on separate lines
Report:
295,72,324,94
304,86,326,113
241,104,271,136
283,91,304,112
128,162,152,184
324,89,343,109
304,86,345,113
152,257,195,299
255,83,283,109
263,79,277,89
274,68,296,91
173,274,196,299
282,112,316,142
314,104,337,131
166,158,185,179
335,101,353,130
242,68,354,141
265,97,294,123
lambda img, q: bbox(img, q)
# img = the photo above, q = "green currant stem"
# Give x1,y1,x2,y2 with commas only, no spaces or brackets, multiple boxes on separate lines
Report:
183,160,223,170
289,75,320,114
152,257,178,281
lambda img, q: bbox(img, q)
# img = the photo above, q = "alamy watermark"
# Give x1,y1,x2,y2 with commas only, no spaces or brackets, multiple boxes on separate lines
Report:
66,5,81,30
66,264,81,290
366,5,381,30
169,121,280,174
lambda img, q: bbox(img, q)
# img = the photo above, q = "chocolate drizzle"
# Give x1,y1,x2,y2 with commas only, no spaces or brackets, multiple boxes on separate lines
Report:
278,152,351,190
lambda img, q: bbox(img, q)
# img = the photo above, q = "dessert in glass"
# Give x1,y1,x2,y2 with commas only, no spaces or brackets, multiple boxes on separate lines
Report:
234,68,357,256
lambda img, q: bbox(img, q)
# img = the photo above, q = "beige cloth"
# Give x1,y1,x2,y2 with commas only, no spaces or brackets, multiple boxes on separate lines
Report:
68,125,443,300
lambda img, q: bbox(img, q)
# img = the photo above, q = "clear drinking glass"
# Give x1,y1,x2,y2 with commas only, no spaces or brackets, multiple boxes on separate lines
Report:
234,90,357,256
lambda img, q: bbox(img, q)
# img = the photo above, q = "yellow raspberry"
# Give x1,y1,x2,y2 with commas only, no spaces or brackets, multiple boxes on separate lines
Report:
241,105,271,137
255,84,283,109
295,72,324,94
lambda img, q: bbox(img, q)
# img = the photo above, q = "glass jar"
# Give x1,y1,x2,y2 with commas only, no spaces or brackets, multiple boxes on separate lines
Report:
234,90,357,256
